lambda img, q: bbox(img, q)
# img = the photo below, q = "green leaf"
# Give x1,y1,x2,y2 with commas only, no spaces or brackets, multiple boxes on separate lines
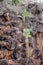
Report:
12,0,19,5
23,29,30,34
28,35,31,38
23,28,33,38
22,9,32,18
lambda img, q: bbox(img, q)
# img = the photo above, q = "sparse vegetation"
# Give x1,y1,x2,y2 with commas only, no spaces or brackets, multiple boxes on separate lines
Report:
23,27,33,58
0,0,43,65
23,27,33,38
22,9,32,21
12,0,19,5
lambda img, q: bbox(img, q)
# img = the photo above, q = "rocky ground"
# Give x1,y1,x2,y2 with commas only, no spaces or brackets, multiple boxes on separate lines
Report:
0,0,43,65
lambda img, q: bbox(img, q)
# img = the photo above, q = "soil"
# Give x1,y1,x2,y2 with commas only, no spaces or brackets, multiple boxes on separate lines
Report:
0,1,43,65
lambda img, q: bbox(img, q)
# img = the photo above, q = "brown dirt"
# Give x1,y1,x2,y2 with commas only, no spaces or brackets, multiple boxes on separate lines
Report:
0,2,43,65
